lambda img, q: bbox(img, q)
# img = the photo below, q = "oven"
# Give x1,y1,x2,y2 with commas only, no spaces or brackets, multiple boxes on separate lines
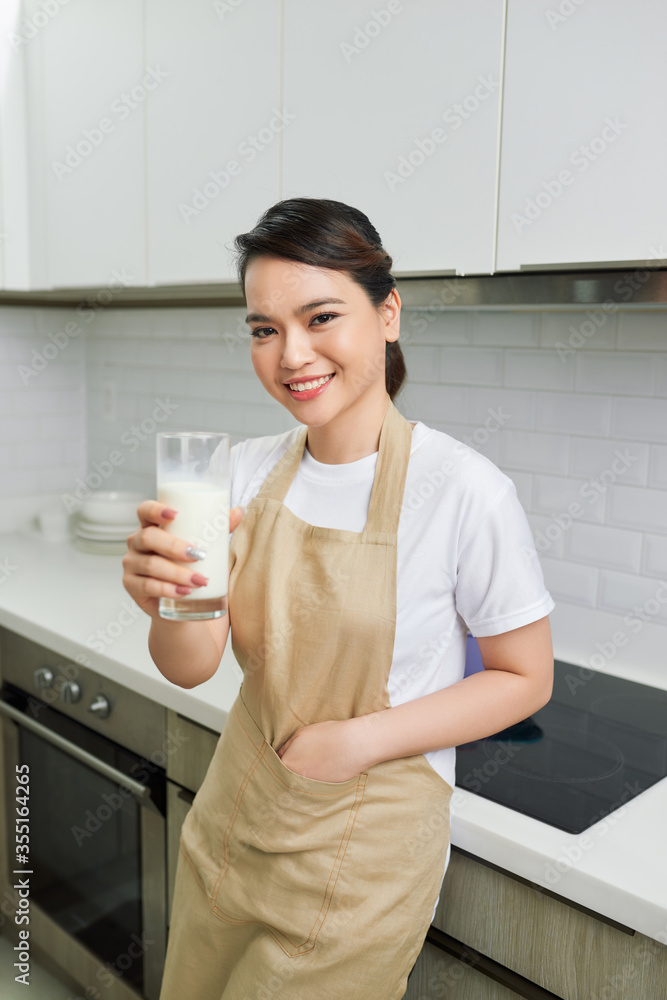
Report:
0,627,168,1000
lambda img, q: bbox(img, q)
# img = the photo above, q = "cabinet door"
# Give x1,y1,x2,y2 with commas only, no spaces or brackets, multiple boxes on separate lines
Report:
496,0,667,271
145,0,281,285
24,0,146,289
0,2,31,289
282,1,504,276
402,941,525,1000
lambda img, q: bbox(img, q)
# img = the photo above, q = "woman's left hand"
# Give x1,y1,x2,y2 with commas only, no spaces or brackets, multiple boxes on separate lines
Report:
275,718,367,782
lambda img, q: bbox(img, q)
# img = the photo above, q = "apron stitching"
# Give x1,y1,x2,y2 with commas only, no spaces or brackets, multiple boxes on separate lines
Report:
218,776,368,958
210,744,266,903
236,696,364,795
308,775,368,952
178,837,209,899
209,723,368,956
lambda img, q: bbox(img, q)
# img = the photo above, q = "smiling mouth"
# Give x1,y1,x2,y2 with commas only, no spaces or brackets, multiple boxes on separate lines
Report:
286,373,334,391
284,373,336,398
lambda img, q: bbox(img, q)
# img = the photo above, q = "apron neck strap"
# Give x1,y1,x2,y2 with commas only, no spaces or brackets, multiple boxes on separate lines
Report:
255,397,413,536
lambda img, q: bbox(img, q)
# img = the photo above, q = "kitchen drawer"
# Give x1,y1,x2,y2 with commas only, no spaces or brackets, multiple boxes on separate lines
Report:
165,708,220,793
166,779,194,921
434,849,667,999
402,939,526,1000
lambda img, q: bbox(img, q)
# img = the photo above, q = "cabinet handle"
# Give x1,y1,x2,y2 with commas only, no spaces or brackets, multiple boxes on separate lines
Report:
425,925,565,1000
519,259,663,271
0,696,158,812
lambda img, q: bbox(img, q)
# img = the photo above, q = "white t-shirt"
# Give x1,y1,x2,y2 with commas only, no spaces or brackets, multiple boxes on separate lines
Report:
229,418,555,919
229,418,554,791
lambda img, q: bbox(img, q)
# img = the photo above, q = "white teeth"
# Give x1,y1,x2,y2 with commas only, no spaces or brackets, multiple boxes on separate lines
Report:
288,374,334,392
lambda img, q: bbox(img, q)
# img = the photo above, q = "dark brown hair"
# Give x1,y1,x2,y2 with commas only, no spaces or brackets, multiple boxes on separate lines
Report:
232,198,407,401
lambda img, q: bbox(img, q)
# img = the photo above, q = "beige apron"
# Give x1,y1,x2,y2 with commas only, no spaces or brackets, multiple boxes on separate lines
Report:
159,397,453,1000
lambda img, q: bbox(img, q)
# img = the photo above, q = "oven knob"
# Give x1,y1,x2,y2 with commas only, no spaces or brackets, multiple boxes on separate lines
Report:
60,680,81,704
89,694,110,719
34,667,54,689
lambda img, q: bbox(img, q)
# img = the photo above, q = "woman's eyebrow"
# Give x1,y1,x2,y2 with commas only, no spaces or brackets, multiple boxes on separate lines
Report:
245,298,347,324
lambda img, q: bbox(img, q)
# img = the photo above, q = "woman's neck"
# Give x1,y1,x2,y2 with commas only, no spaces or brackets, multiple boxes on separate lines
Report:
304,394,414,465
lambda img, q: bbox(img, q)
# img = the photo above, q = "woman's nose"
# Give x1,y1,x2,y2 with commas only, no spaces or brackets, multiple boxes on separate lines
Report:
280,329,316,371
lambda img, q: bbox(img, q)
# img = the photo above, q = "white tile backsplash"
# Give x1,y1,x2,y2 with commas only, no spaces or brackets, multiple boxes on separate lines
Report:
607,485,667,534
575,350,657,395
656,355,667,396
1,301,666,662
643,534,667,580
498,430,570,474
570,437,649,486
439,346,503,385
599,570,667,625
566,522,643,574
0,306,86,531
617,311,666,350
535,391,611,436
470,311,539,347
503,348,575,390
539,310,617,351
648,445,667,488
540,556,599,607
533,474,606,524
611,396,667,443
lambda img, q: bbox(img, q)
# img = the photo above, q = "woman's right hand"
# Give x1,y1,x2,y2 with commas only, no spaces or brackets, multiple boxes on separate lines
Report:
122,500,245,620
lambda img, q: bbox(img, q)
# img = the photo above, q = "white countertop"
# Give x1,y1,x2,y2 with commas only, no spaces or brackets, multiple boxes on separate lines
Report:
0,529,665,945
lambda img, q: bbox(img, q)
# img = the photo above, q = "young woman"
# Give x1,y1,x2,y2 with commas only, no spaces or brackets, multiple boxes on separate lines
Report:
123,198,555,999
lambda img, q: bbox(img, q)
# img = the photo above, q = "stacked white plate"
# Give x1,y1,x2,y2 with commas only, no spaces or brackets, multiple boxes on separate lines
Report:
73,490,149,555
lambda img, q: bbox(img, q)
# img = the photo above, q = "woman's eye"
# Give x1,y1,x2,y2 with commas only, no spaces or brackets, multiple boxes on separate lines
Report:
249,313,338,338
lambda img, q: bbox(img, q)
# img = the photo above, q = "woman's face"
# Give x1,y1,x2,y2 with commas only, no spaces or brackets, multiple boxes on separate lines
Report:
244,256,401,427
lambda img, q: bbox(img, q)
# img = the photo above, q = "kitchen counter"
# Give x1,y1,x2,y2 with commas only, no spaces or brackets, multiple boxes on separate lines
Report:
0,528,665,945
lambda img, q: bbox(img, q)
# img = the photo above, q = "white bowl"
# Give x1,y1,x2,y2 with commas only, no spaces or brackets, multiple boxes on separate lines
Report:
79,491,148,526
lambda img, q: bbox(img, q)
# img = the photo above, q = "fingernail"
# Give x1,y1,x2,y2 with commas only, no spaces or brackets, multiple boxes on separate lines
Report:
175,585,192,595
162,507,178,519
190,573,209,586
185,545,207,560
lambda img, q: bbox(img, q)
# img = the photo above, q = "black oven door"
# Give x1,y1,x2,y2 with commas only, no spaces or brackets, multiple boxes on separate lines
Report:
0,681,167,999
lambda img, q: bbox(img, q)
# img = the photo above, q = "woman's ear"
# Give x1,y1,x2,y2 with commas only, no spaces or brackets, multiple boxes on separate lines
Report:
380,288,401,343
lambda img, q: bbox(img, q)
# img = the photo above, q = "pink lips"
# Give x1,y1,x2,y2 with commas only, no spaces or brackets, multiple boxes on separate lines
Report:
285,373,335,401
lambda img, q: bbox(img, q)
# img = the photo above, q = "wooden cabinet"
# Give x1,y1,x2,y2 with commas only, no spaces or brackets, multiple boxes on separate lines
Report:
164,708,219,919
282,0,504,276
144,0,281,285
402,940,524,1000
496,0,667,271
424,848,667,1000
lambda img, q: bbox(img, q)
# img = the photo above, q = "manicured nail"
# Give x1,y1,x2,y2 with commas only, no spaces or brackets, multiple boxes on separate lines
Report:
162,507,178,519
175,585,192,595
190,573,209,587
185,545,207,560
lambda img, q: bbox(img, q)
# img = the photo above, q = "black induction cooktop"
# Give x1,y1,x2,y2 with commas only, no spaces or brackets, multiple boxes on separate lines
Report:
455,658,667,834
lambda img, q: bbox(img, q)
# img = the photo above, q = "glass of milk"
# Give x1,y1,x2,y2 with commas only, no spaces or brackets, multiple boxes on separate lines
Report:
156,431,230,620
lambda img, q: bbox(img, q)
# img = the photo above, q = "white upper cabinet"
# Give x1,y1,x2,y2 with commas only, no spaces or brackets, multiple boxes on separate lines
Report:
496,0,667,271
0,2,32,289
281,0,505,276
145,0,281,285
23,0,146,288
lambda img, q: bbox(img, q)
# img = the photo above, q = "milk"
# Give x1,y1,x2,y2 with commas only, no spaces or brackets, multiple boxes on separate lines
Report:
157,481,230,599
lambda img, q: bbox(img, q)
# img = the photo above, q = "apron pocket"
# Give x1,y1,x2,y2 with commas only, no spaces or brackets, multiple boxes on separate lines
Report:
210,734,367,957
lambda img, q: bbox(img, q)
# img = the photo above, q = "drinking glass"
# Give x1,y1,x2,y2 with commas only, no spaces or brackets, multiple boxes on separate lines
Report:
156,431,231,620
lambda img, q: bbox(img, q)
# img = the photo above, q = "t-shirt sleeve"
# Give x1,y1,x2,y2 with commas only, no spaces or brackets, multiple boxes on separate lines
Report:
454,478,555,637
